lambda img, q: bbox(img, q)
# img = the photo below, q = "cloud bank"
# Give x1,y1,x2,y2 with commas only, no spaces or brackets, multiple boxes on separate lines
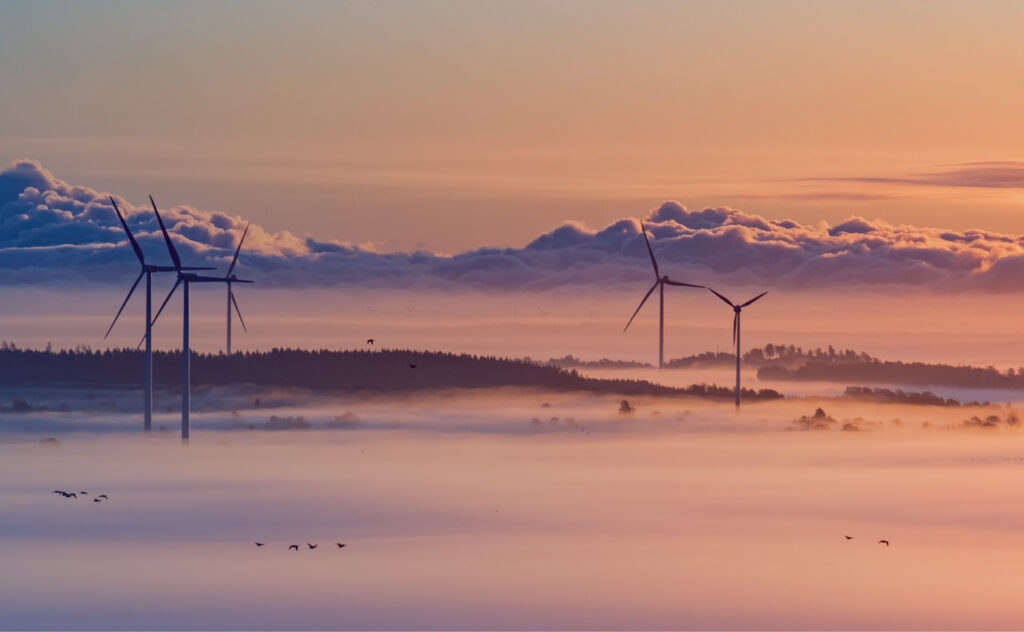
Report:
3,158,1024,291
808,161,1024,190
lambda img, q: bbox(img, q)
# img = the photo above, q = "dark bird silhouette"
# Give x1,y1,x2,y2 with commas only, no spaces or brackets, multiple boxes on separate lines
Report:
878,539,890,546
409,363,417,369
367,338,374,345
79,491,88,495
335,543,346,548
307,543,318,550
255,542,265,547
93,498,102,503
66,493,77,499
844,535,853,540
52,490,64,495
97,494,109,500
288,544,299,551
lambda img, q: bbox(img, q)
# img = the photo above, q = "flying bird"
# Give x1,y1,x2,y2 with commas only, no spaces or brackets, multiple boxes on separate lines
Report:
288,545,299,551
79,491,88,495
66,493,77,499
843,535,853,540
307,543,318,550
367,338,374,345
255,542,265,547
52,490,64,495
409,363,417,369
878,539,890,546
97,494,109,500
335,543,346,548
93,498,102,503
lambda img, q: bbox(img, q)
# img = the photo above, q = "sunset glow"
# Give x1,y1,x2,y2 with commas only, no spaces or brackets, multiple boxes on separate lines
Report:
3,1,1024,630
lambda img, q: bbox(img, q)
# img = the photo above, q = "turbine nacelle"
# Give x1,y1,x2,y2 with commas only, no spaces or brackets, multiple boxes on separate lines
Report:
623,223,704,372
708,287,769,409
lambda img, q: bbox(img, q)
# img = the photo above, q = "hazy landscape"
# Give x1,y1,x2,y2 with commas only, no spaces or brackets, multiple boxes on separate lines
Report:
5,386,1024,630
7,1,1024,629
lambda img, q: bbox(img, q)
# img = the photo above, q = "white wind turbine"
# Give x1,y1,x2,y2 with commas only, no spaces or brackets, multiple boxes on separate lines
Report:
623,223,704,368
147,196,252,441
104,197,212,432
224,221,251,357
707,288,768,409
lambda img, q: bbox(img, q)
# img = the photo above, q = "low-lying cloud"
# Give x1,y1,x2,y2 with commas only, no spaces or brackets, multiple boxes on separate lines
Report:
804,161,1024,190
4,158,1024,291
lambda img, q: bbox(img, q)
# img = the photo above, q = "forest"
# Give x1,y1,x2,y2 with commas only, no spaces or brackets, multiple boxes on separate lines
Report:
0,343,784,401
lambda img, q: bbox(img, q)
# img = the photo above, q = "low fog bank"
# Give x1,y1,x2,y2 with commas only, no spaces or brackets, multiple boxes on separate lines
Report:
5,408,1024,629
4,384,1024,441
577,366,1024,404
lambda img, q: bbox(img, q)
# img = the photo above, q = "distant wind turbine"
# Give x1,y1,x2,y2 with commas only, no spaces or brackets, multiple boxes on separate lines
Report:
708,288,768,409
224,221,252,357
147,196,252,441
623,223,704,368
104,196,212,432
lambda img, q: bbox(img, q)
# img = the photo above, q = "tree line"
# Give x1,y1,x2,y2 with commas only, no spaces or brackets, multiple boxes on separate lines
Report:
0,343,783,400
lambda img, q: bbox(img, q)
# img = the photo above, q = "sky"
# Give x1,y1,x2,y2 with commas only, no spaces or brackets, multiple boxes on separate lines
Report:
3,1,1024,253
3,1,1024,365
9,6,1024,628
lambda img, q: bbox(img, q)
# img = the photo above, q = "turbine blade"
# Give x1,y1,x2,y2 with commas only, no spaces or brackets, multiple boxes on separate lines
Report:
226,221,250,277
230,290,248,332
640,223,660,279
739,291,769,308
732,312,738,346
623,281,660,332
663,279,705,288
150,195,182,271
103,270,144,339
149,279,181,331
189,274,254,283
110,197,145,265
708,287,735,307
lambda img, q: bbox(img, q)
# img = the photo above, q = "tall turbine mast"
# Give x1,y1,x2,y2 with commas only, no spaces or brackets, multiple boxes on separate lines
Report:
104,197,211,432
708,288,768,409
148,196,252,442
225,221,251,357
623,223,703,368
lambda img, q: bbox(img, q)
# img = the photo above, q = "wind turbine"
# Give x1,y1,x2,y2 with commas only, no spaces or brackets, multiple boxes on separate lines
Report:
104,197,212,432
147,196,253,441
224,221,251,357
707,288,768,410
623,223,704,368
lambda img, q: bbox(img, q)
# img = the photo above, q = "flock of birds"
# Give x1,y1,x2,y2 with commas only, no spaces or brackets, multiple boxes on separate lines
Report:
52,490,110,502
255,542,347,551
53,490,349,549
844,535,891,547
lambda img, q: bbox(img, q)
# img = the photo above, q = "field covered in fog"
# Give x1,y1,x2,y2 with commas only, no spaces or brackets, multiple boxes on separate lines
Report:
3,390,1024,629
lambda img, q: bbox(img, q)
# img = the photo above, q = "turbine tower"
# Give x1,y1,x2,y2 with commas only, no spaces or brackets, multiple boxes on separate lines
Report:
224,221,251,357
708,288,768,409
104,197,211,432
148,196,252,441
623,223,704,368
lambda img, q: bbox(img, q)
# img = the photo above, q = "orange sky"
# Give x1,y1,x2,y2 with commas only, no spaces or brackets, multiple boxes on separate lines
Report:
3,1,1024,252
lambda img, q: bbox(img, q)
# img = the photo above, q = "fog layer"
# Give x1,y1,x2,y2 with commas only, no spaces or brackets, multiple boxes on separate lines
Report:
2,392,1024,629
